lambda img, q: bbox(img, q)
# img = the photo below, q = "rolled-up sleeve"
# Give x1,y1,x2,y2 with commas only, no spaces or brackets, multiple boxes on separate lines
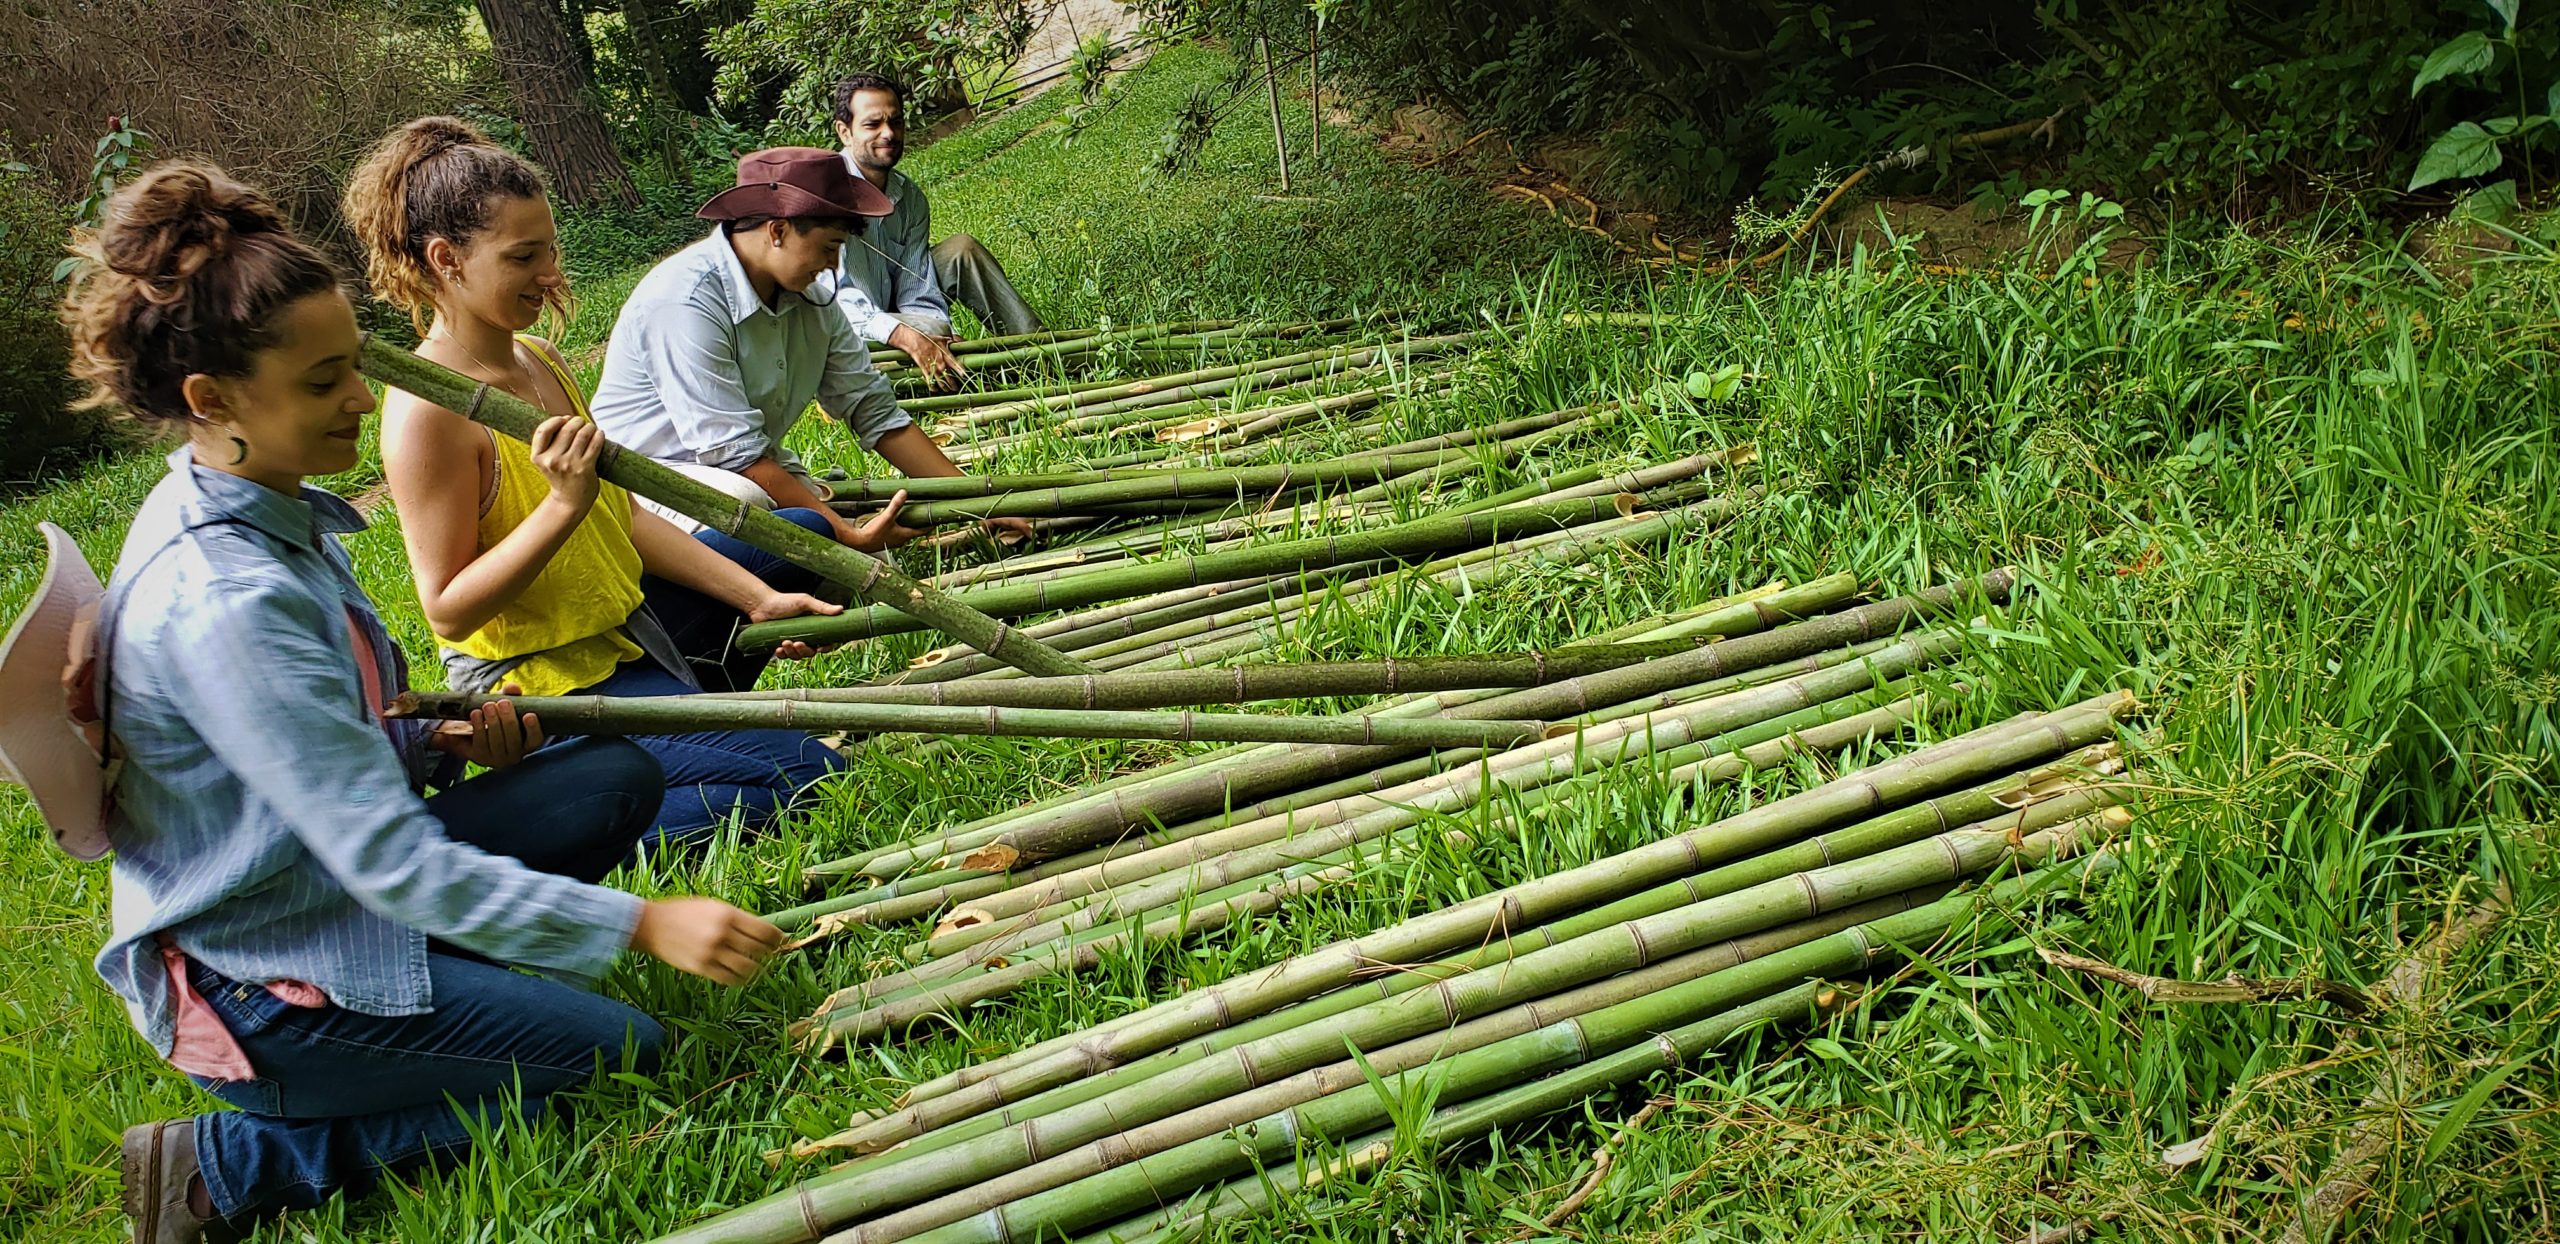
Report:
817,310,914,450
838,280,906,346
636,291,774,471
163,572,643,981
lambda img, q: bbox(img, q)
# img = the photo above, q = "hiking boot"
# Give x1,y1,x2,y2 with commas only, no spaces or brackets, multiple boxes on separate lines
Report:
119,1120,211,1244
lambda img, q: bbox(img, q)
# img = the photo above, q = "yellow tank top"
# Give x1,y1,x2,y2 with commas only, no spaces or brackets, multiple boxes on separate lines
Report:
440,337,647,695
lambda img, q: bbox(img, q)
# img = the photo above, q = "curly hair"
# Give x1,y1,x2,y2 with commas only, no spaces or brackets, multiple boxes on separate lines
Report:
831,73,907,123
343,116,566,333
58,160,342,427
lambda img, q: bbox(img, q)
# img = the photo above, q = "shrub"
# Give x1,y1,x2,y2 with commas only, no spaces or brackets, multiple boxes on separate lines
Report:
0,156,101,481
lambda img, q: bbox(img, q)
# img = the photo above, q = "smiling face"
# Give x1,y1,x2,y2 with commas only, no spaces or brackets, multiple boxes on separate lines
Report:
426,191,565,334
834,88,906,180
768,219,855,296
180,289,378,492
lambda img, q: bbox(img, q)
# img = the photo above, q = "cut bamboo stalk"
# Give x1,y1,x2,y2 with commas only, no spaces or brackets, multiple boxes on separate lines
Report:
386,692,1549,749
866,691,2121,1126
833,771,2119,1165
871,734,2116,1138
891,451,1503,526
721,643,1717,711
689,845,2107,1244
353,338,1089,677
796,692,1949,1043
735,494,1671,650
893,574,1992,869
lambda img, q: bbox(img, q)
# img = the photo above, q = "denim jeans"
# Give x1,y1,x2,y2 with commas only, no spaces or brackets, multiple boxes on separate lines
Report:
185,737,665,1221
641,506,834,694
580,662,845,849
591,505,846,847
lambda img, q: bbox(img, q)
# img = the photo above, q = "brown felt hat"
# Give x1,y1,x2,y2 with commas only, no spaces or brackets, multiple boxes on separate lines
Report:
696,147,893,221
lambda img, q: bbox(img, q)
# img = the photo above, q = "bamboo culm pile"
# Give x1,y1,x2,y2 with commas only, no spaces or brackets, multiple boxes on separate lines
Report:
645,685,2137,1244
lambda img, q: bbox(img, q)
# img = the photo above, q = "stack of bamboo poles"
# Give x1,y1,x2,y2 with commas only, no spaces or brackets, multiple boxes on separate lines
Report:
646,680,2138,1244
368,322,2142,1244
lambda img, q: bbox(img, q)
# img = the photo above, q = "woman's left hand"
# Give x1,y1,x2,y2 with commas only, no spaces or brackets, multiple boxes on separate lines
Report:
430,685,545,769
749,592,844,660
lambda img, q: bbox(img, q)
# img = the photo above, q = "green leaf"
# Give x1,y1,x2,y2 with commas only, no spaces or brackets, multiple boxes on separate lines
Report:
2422,1057,2530,1165
2457,178,2521,223
2484,0,2520,36
2548,80,2560,116
2414,31,2497,95
2409,122,2505,190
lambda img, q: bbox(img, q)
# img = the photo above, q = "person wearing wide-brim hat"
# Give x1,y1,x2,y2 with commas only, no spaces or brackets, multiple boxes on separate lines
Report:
588,147,1029,553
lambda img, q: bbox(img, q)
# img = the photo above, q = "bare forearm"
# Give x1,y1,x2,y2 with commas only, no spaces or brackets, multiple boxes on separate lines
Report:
629,506,768,612
871,424,964,479
741,456,838,511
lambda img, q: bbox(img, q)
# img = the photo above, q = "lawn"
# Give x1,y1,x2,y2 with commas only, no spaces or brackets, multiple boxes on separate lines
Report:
3,42,2554,1244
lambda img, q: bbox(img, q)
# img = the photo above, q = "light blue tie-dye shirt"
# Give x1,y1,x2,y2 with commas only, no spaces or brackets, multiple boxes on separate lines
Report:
93,448,644,1058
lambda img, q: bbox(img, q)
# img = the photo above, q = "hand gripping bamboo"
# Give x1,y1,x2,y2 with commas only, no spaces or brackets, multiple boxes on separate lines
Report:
353,336,1092,676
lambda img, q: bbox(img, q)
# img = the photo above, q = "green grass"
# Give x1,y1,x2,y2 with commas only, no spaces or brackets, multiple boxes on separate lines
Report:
4,42,2557,1244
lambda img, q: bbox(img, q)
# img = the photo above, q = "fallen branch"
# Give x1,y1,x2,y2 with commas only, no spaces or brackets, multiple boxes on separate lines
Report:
2278,881,2514,1244
2035,948,2373,1016
1525,1099,1663,1236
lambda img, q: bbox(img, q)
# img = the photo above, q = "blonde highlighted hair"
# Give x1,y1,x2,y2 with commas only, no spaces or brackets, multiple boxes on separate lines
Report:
343,116,569,332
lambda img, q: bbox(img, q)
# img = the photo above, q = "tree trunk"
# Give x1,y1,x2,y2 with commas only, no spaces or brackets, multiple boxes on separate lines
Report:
474,0,638,206
621,0,721,114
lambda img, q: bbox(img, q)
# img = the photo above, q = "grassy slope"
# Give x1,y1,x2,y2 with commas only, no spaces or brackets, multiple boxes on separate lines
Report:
3,42,2555,1243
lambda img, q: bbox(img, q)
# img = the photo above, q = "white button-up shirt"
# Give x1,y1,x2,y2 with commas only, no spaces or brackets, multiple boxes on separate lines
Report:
834,159,952,343
590,230,912,481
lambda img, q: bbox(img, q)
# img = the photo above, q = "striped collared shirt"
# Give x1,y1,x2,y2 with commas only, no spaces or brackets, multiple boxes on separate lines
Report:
94,448,644,1058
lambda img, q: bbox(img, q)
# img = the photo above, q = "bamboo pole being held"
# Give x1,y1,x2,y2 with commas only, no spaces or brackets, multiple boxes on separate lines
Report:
352,337,1091,677
386,691,1550,749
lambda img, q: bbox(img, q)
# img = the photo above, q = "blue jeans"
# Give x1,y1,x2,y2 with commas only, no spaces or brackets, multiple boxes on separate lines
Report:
642,506,834,694
186,737,665,1221
591,505,846,848
580,662,844,848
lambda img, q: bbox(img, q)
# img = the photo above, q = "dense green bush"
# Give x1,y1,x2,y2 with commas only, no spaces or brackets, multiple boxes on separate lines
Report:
0,157,101,482
1179,0,2533,219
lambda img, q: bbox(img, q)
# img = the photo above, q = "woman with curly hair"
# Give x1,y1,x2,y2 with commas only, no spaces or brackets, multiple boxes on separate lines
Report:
344,116,849,848
63,159,781,1243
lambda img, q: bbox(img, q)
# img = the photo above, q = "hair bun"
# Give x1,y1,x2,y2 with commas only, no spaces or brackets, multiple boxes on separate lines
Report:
406,115,494,158
94,161,290,291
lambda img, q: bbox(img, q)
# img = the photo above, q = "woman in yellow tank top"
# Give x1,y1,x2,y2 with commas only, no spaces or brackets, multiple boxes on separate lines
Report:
348,117,850,848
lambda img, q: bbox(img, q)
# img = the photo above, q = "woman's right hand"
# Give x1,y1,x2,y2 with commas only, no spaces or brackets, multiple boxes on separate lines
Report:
630,897,782,985
529,415,604,516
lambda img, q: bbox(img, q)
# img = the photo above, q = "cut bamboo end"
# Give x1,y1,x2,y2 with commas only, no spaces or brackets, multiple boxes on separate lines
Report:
961,844,1020,872
934,906,997,938
1729,444,1763,467
1611,492,1642,518
1156,418,1224,442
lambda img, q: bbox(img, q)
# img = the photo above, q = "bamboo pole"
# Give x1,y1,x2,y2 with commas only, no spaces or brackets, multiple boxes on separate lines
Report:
722,644,1720,712
353,337,1090,677
867,690,2121,1126
734,493,1665,650
667,844,2107,1244
889,451,1504,526
819,772,2119,1166
386,691,1548,749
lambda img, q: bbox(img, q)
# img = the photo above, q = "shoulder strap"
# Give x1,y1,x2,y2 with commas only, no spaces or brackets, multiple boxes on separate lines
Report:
516,335,592,421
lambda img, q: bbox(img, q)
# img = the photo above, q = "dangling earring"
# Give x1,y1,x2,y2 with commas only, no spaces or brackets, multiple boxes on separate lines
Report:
227,435,250,466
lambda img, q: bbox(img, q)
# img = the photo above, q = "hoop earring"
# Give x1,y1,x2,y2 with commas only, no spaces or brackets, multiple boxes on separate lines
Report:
227,435,250,466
